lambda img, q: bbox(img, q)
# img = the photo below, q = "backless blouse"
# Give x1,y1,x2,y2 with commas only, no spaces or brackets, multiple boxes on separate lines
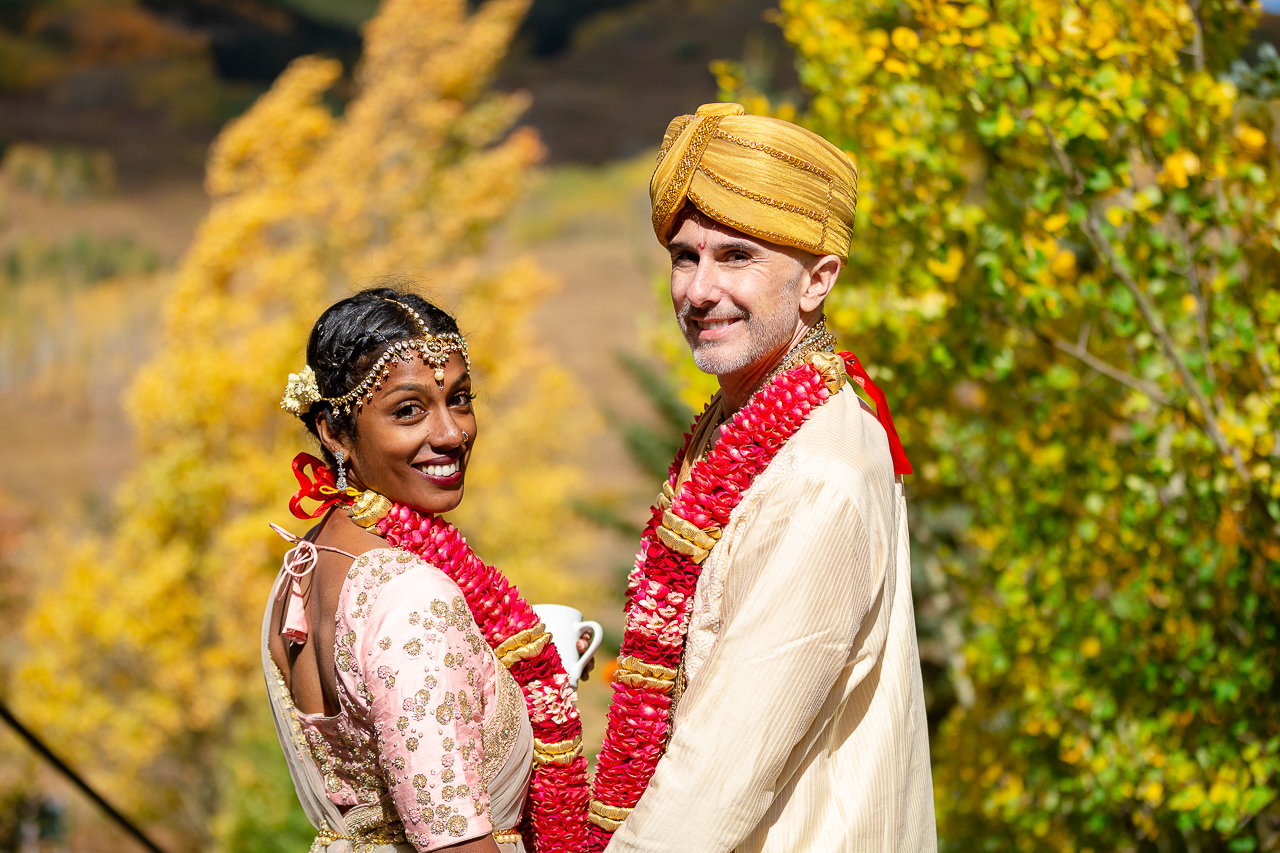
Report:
263,545,532,852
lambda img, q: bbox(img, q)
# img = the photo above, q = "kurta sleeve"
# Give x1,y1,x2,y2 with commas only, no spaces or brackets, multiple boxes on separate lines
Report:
358,569,495,851
605,471,888,853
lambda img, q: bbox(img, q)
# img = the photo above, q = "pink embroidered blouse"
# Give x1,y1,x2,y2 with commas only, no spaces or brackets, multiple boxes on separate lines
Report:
284,547,527,851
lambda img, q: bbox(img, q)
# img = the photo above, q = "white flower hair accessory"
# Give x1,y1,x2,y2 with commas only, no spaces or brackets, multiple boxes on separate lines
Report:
281,365,322,417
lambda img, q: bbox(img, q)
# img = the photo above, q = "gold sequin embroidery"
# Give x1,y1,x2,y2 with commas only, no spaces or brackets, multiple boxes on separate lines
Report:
480,663,524,788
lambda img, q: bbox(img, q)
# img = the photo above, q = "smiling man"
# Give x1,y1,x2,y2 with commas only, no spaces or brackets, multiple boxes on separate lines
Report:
589,104,937,853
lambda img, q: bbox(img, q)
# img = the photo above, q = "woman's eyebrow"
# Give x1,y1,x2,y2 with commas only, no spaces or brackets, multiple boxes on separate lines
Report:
386,382,432,395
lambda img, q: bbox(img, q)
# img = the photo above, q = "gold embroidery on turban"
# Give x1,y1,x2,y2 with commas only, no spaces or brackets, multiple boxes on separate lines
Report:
649,103,859,259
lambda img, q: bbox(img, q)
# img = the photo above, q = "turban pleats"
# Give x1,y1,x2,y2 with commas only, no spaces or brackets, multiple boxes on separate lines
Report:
649,103,859,259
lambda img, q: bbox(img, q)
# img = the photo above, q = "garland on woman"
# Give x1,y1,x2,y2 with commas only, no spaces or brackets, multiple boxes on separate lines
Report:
288,456,590,853
585,349,910,850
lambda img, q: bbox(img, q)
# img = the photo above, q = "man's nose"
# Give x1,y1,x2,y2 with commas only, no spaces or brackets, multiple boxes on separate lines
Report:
684,257,721,306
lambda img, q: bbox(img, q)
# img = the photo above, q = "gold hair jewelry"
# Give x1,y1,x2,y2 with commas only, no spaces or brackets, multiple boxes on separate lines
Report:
280,297,469,419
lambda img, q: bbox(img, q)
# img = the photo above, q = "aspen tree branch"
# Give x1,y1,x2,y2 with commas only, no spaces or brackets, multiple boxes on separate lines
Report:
1039,127,1250,482
1175,222,1225,402
1188,0,1206,73
1047,334,1172,406
1081,208,1249,482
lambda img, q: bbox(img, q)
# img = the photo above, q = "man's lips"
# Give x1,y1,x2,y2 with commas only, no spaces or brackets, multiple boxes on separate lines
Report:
691,316,742,341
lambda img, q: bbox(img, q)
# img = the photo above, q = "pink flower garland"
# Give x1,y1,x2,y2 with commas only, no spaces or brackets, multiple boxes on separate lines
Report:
586,357,841,850
372,506,590,853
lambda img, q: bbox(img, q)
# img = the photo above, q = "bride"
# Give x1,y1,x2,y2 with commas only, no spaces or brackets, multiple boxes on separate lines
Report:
262,288,589,852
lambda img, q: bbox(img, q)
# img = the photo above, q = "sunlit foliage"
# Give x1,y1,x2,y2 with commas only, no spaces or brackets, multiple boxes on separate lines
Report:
15,0,597,843
716,1,1280,850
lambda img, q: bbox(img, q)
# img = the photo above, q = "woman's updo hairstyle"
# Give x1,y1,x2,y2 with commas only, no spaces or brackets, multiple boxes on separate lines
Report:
301,284,460,464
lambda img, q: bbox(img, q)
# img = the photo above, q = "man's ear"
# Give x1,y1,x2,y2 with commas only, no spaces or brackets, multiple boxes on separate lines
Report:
800,254,841,313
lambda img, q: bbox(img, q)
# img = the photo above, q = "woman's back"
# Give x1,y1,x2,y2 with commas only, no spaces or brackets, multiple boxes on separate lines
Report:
265,531,532,846
268,512,387,718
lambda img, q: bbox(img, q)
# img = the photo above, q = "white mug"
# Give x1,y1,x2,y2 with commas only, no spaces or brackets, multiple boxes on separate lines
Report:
532,604,603,687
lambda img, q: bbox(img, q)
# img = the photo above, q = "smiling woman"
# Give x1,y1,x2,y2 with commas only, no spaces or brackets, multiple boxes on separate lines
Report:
304,291,476,516
264,287,591,853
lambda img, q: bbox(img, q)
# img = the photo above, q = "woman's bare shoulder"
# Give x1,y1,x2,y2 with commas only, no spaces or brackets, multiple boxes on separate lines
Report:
308,509,394,559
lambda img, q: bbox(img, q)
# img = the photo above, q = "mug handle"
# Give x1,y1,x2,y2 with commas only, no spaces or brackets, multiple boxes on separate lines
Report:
572,621,603,683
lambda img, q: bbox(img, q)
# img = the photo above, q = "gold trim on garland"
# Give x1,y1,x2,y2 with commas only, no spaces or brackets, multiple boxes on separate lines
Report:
533,736,584,767
613,656,679,693
494,625,552,668
588,801,633,831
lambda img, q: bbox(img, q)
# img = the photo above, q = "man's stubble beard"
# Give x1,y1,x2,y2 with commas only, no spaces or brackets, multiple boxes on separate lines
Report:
680,269,804,376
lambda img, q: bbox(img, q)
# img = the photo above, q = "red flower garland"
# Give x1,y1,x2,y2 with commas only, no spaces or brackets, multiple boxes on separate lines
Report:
288,461,590,853
586,351,909,848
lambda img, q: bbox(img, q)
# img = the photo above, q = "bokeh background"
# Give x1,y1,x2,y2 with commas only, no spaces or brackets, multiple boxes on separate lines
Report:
1,0,1278,851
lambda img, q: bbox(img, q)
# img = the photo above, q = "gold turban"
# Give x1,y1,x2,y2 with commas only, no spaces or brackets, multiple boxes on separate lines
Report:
649,103,859,260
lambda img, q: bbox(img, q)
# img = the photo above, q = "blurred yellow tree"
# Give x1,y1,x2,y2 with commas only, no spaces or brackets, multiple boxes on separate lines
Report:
715,1,1279,851
14,0,596,844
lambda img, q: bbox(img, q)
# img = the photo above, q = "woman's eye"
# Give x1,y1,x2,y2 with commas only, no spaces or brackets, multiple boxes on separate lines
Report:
451,391,476,408
394,402,424,418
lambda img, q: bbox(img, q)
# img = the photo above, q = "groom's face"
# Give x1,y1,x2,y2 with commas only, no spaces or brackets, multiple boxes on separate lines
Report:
667,209,807,377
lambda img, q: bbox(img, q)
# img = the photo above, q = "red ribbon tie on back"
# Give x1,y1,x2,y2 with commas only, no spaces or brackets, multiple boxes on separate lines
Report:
841,352,913,476
288,452,354,519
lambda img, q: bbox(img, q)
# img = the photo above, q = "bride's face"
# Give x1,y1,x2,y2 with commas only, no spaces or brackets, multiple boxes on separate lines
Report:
345,352,476,515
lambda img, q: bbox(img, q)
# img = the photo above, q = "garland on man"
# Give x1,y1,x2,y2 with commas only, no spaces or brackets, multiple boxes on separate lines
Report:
588,103,933,853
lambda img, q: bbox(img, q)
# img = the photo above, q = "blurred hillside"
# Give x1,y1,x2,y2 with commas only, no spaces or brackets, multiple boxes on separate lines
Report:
0,0,798,168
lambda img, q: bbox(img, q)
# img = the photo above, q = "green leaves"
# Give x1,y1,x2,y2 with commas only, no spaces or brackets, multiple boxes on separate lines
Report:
723,0,1280,848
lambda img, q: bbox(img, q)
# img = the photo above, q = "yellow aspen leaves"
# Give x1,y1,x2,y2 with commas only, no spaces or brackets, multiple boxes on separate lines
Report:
1158,150,1201,187
891,27,920,52
1234,124,1267,152
883,57,912,76
958,5,990,27
927,245,965,282
1049,249,1078,278
1044,212,1071,232
994,110,1015,136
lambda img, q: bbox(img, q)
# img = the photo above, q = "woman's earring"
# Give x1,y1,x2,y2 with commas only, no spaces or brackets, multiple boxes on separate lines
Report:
335,449,348,491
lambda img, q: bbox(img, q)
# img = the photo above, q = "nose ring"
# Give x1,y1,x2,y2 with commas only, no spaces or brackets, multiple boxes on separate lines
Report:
461,429,469,445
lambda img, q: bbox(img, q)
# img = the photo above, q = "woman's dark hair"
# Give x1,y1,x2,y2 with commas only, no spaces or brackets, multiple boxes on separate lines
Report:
301,284,460,465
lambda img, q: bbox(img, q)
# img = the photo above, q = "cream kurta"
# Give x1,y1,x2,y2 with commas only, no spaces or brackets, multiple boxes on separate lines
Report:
606,387,936,853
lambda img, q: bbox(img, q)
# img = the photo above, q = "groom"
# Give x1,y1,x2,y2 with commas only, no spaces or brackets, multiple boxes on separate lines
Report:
590,104,936,852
